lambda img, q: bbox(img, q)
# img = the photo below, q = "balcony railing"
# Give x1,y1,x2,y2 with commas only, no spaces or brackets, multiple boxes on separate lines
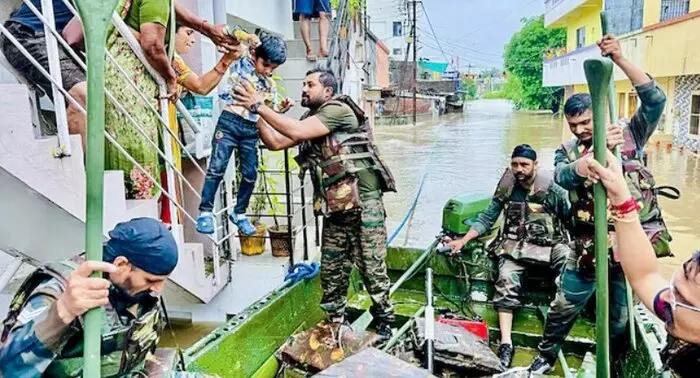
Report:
544,0,594,27
0,0,315,300
542,44,599,87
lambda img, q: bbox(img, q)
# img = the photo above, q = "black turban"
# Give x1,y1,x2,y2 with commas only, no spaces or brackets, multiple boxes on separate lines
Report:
103,217,178,276
511,144,537,161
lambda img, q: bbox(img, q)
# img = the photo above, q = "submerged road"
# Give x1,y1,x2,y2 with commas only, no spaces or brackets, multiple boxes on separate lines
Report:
377,99,700,278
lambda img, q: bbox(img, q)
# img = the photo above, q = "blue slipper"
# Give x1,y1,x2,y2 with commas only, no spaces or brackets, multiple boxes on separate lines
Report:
196,213,215,234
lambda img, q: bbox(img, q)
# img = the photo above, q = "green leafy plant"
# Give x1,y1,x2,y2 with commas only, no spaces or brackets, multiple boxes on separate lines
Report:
503,16,566,111
331,0,363,15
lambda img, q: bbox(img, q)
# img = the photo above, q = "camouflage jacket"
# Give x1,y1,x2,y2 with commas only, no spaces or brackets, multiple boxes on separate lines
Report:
554,79,666,191
471,177,571,237
0,274,172,378
0,277,73,378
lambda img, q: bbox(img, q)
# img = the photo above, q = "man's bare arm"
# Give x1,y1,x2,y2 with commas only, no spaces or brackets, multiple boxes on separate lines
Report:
256,105,330,142
257,119,297,151
174,2,238,50
140,23,176,84
598,35,649,86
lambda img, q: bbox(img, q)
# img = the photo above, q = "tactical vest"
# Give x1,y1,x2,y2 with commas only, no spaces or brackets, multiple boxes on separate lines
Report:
561,126,673,258
489,169,564,265
295,95,397,217
0,261,163,377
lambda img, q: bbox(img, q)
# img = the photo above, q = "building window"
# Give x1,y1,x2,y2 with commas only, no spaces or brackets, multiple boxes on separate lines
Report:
661,0,689,22
393,22,403,37
393,48,402,56
690,93,700,137
576,27,585,49
604,0,644,36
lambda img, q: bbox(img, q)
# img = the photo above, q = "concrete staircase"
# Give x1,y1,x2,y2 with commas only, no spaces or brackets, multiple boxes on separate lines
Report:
277,21,331,120
0,83,229,304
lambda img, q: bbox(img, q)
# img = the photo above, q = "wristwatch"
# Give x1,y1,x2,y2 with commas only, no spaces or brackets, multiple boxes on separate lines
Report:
249,101,262,114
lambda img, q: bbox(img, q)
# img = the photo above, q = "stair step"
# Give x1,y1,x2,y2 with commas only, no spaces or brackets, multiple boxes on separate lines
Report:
284,39,332,59
275,57,329,82
104,170,127,232
125,197,159,220
281,79,305,102
292,20,326,39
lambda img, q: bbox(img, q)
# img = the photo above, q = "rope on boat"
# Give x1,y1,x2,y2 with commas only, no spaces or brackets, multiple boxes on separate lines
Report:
275,175,425,293
284,262,320,284
387,173,427,245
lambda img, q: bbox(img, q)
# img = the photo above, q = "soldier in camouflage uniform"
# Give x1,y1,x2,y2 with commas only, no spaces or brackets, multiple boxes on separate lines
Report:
0,218,214,378
233,67,397,338
447,145,571,369
529,35,670,374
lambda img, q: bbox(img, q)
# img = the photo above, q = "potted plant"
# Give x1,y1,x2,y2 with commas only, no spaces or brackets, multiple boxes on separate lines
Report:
238,159,269,256
263,150,299,257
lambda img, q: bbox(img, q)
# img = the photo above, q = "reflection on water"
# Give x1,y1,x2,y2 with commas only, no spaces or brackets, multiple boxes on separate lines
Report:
158,322,220,349
647,147,700,277
377,99,700,278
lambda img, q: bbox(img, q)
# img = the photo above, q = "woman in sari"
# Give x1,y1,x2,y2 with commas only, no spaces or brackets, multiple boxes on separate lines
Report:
104,0,243,201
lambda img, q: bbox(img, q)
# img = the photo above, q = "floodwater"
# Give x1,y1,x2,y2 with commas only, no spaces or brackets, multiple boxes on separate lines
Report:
376,99,700,278
163,99,700,350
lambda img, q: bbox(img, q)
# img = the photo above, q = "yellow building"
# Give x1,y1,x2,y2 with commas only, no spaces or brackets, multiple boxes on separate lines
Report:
543,0,700,148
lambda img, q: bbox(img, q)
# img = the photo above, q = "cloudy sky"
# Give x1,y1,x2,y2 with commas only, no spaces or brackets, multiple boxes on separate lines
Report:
416,0,545,72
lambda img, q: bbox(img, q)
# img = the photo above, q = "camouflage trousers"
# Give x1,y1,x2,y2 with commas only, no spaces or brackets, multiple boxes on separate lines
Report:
320,197,394,323
537,251,628,361
493,243,570,313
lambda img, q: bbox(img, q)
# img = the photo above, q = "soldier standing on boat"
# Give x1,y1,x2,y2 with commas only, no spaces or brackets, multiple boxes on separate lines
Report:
0,218,212,377
529,34,671,374
583,150,700,378
445,144,572,369
232,67,398,339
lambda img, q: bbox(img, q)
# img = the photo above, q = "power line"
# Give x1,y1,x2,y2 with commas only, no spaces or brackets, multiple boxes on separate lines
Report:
418,39,545,71
416,26,504,57
451,0,540,41
418,40,503,66
419,1,449,64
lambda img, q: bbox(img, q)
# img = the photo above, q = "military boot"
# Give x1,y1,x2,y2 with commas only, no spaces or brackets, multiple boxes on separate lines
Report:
375,321,393,341
497,343,514,369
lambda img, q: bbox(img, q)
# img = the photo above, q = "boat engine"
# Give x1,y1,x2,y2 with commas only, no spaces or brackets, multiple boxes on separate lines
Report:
442,194,495,238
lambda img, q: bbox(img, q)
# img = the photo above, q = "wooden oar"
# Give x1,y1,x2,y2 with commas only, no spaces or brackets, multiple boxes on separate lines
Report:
601,11,637,351
583,56,613,378
73,0,119,376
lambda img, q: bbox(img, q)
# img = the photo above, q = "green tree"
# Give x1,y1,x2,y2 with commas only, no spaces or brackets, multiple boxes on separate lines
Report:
503,16,565,111
331,0,363,15
461,77,477,100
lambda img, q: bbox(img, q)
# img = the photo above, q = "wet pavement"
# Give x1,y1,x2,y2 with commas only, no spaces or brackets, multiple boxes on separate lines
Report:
377,99,700,278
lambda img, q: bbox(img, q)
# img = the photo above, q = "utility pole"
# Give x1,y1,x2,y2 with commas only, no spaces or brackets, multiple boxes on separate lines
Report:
411,0,417,125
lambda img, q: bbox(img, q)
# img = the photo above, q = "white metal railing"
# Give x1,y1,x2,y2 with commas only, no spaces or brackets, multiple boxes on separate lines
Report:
0,0,232,287
39,0,70,156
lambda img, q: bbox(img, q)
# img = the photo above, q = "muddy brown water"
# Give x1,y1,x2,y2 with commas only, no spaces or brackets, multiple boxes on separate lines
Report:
164,99,699,350
376,99,700,279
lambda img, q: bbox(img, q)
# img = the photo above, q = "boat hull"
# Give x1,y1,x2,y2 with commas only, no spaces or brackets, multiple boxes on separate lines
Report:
183,240,669,377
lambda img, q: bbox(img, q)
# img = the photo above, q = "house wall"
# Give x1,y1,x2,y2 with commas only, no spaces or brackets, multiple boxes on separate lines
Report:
375,42,390,88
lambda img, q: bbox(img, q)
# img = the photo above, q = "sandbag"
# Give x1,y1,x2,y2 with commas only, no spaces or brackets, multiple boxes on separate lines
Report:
415,319,503,376
276,321,377,373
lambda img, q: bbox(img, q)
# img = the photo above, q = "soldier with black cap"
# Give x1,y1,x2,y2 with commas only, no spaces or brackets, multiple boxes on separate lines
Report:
0,217,191,377
445,144,572,369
